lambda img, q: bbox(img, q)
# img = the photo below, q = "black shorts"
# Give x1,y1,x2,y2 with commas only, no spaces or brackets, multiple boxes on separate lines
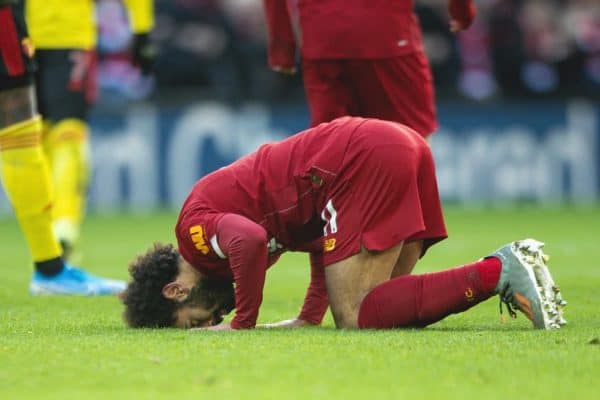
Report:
35,49,97,121
0,5,36,91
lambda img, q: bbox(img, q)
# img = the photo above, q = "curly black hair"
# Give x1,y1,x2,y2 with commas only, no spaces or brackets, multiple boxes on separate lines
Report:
121,243,180,328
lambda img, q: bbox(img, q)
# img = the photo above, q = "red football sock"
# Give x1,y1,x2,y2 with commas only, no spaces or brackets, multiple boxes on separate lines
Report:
358,257,502,329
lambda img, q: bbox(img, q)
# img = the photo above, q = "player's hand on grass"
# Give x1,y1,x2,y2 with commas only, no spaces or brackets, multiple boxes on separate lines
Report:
190,322,234,332
259,318,316,329
271,66,297,75
448,0,477,32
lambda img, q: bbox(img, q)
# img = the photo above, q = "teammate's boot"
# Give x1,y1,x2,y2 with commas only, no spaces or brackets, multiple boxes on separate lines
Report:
29,264,126,296
490,239,567,329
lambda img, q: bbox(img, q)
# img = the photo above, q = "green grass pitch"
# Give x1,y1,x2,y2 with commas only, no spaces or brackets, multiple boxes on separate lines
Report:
1,207,599,399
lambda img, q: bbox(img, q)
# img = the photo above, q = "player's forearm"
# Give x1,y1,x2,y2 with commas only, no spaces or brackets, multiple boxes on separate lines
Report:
298,294,328,324
122,0,154,34
298,253,329,324
263,0,296,68
216,214,269,329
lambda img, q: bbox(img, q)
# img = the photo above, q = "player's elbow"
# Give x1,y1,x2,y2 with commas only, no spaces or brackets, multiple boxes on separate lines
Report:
229,224,268,255
220,214,269,254
241,227,268,250
332,308,360,329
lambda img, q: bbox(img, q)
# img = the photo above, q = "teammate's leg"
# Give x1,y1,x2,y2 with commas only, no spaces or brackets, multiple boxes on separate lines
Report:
37,49,95,258
349,53,438,138
0,85,124,295
301,59,357,127
324,242,404,328
43,117,90,256
0,6,123,294
0,85,63,276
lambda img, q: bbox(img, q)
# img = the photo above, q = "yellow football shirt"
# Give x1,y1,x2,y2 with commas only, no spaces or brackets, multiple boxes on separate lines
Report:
26,0,154,50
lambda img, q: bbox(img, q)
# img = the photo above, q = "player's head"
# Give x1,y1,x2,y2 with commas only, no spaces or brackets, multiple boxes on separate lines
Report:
121,243,235,329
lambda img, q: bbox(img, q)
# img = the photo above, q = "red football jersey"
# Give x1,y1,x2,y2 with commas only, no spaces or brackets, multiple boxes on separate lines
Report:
176,116,363,271
175,116,446,329
263,0,424,67
175,117,365,327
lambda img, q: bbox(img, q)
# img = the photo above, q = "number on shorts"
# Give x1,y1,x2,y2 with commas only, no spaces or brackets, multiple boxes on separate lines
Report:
321,199,338,236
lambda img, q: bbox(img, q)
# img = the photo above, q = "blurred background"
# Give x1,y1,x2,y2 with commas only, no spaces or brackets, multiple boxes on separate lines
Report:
1,0,598,214
99,0,600,102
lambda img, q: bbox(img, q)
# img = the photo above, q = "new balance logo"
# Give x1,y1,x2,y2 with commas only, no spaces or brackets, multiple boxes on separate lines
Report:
324,238,336,252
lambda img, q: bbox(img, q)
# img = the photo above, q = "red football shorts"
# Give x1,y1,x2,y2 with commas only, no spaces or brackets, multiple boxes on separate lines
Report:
317,119,447,266
302,51,437,138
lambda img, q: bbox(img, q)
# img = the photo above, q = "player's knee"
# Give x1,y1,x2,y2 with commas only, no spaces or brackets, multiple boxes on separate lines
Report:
334,315,359,329
330,304,360,329
0,86,36,129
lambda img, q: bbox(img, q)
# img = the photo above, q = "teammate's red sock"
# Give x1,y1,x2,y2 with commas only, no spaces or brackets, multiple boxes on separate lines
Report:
358,257,502,329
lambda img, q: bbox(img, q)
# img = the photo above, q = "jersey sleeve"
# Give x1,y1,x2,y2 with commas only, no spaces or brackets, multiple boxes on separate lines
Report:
298,252,329,324
215,214,269,329
176,211,228,273
262,0,296,69
122,0,154,33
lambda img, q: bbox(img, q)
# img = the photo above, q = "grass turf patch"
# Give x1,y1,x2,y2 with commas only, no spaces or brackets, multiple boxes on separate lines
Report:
1,207,599,399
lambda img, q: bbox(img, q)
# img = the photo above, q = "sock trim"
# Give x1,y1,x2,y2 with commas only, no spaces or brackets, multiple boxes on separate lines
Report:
0,130,41,150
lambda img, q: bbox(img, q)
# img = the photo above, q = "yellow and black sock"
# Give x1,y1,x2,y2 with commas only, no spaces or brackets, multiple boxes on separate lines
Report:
0,116,64,275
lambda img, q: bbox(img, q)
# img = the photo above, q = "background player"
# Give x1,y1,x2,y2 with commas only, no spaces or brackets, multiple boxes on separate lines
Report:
0,0,125,295
263,0,476,137
25,0,155,259
120,117,566,330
